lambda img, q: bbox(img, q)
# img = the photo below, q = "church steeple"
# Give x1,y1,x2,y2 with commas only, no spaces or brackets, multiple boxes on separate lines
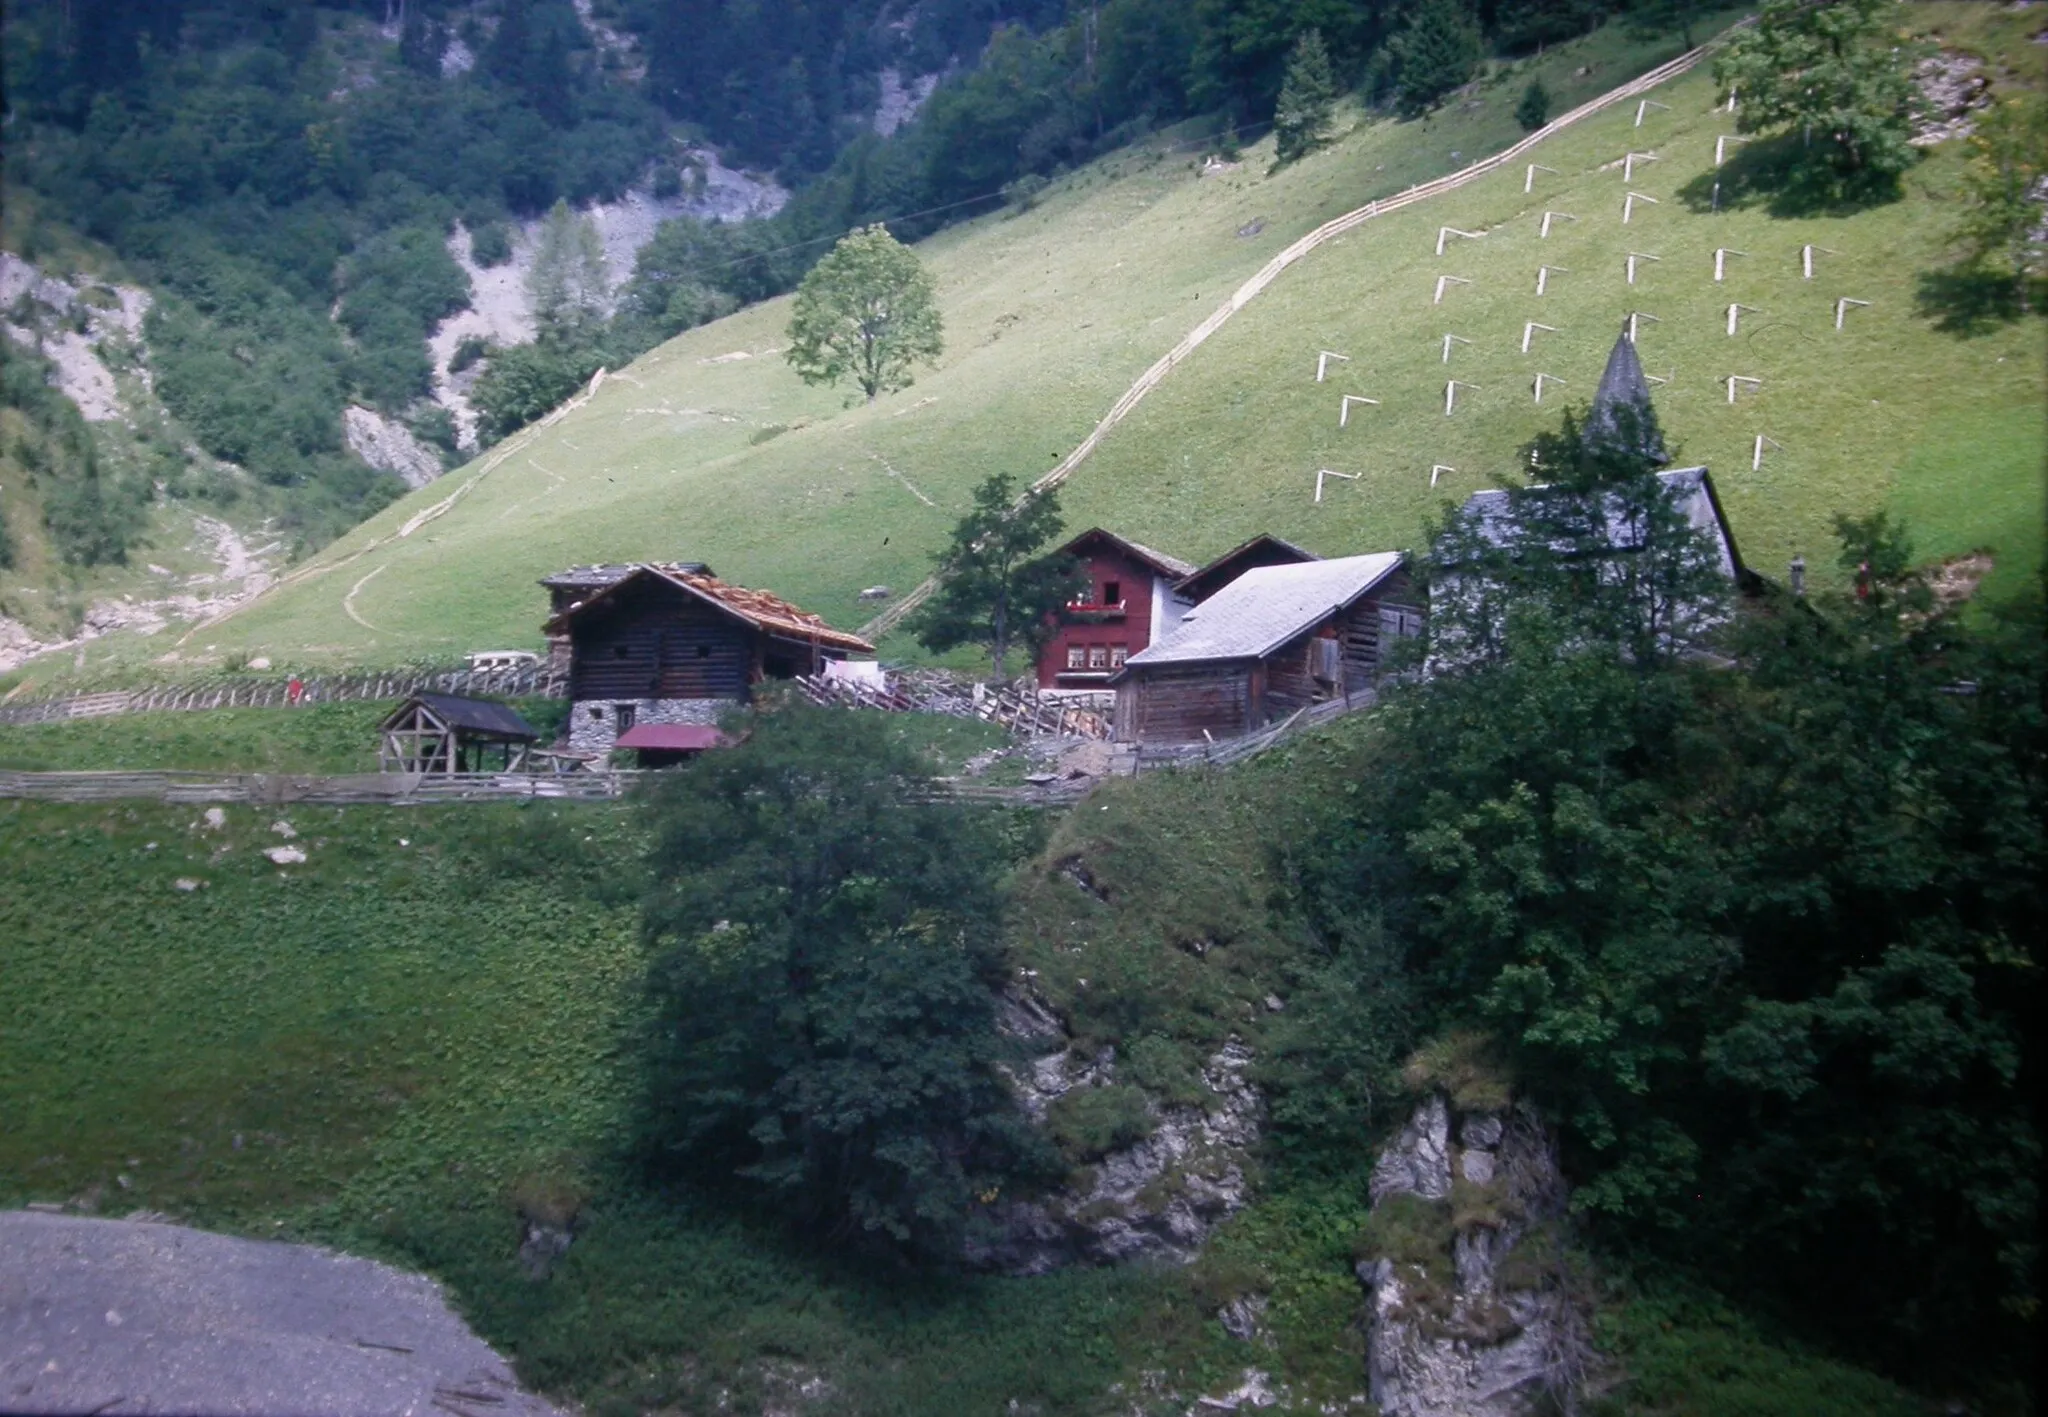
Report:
1585,326,1667,464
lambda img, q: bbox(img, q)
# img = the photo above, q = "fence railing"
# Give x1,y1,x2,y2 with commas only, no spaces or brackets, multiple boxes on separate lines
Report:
0,767,1097,809
0,664,566,725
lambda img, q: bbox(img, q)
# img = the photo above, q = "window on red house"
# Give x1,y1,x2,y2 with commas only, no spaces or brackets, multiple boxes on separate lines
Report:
1109,645,1127,667
1103,580,1121,605
1067,645,1087,670
1088,645,1109,669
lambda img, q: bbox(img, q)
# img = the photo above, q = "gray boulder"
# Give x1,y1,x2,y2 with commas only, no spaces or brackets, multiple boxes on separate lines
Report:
0,1211,565,1417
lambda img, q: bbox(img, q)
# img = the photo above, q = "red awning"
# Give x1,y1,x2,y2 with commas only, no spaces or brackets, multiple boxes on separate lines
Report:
614,724,728,752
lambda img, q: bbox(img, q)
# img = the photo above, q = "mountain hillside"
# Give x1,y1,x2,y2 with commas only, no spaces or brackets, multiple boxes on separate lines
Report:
9,7,2041,685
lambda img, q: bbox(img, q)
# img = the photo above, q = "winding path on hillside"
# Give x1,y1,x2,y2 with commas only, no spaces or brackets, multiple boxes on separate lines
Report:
858,23,1749,642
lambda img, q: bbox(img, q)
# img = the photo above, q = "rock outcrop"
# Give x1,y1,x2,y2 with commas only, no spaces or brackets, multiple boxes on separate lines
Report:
1355,1095,1586,1417
971,991,1261,1274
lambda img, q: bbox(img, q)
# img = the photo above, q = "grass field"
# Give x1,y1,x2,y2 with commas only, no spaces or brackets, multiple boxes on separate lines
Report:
0,724,1932,1414
0,696,1007,772
9,14,1813,688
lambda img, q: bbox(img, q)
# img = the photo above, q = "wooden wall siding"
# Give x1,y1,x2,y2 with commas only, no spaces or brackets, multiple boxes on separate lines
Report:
570,582,752,702
1117,663,1253,744
1039,547,1164,690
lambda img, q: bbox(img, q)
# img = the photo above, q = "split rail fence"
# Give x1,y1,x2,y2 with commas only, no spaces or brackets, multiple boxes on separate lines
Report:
0,664,564,726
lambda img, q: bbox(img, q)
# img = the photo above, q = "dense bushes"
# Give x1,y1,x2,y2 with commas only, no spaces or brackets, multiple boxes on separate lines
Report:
1297,412,2043,1388
1,343,150,565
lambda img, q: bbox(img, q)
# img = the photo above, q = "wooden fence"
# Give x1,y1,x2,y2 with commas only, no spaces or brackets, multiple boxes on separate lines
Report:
0,664,565,726
0,767,1097,809
794,674,1111,740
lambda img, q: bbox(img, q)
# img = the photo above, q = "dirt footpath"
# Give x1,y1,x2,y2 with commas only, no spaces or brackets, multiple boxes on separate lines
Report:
0,1211,565,1416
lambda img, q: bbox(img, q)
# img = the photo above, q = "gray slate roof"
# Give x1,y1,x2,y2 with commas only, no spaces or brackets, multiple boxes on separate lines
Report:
1122,552,1405,668
1454,467,1740,575
1586,329,1666,461
396,692,541,740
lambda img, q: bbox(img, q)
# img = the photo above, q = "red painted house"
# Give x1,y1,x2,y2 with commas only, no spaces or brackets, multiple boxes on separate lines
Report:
1037,529,1197,692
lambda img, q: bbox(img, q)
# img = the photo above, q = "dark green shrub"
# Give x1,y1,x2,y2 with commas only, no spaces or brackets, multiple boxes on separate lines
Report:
470,220,515,269
1046,1083,1154,1162
1515,77,1551,131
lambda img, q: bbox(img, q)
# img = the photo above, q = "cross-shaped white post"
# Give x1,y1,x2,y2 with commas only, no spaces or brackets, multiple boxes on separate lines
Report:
1431,464,1456,487
1644,369,1672,386
1445,380,1480,415
1339,395,1381,428
1436,226,1485,256
1533,372,1566,403
1627,311,1660,343
1626,251,1661,285
1315,350,1350,382
1623,191,1659,223
1536,265,1569,296
1835,297,1871,331
1801,244,1839,280
1540,211,1577,238
1314,468,1360,503
1441,334,1472,364
1525,163,1558,194
1713,247,1748,282
1623,150,1660,182
1715,134,1755,166
1433,275,1471,305
1635,99,1671,127
1522,321,1558,354
1725,374,1763,404
1752,435,1784,471
1725,86,1738,114
1726,303,1761,336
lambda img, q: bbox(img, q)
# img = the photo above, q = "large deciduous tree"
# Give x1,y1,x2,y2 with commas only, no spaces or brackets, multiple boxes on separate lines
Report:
786,224,944,403
1713,0,1925,197
636,702,1056,1255
911,472,1085,682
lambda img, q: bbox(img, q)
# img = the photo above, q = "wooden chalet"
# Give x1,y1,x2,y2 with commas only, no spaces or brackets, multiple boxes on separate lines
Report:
379,693,541,774
1173,533,1320,605
541,563,874,755
1037,529,1197,692
1109,553,1424,745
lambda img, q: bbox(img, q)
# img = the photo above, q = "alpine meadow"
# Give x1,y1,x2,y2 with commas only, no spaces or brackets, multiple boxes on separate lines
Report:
0,3,2041,1416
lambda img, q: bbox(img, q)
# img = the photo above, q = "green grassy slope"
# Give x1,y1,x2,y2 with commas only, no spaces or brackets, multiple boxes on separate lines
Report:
1062,59,2044,604
13,18,1766,683
0,739,1930,1414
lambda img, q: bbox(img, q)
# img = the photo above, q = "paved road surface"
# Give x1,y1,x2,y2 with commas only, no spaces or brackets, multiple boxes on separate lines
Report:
0,1211,566,1416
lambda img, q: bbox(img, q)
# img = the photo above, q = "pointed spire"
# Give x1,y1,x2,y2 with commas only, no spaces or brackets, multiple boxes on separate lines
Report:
1585,325,1666,463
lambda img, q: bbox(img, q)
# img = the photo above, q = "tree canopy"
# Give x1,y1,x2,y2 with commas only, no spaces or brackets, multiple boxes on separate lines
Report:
635,701,1057,1255
786,225,945,403
911,472,1085,681
1714,0,1925,199
1272,29,1338,166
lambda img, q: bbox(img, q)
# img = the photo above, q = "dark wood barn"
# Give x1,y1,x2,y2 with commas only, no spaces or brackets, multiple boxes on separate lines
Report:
379,693,541,774
541,564,875,754
1173,533,1320,605
1110,552,1424,745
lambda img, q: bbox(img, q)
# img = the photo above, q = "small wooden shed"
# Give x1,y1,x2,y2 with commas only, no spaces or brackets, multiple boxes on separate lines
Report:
379,693,541,774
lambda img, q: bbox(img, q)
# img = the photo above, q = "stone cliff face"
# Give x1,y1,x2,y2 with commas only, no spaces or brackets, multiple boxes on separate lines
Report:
968,987,1260,1275
1356,1094,1587,1417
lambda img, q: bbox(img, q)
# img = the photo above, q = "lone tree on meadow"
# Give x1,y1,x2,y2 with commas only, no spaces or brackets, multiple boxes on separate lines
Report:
1273,29,1338,166
1391,0,1483,118
911,471,1085,682
1714,0,1925,198
786,224,944,403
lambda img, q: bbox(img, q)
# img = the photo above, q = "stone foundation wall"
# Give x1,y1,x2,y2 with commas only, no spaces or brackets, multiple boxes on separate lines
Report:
567,697,730,754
